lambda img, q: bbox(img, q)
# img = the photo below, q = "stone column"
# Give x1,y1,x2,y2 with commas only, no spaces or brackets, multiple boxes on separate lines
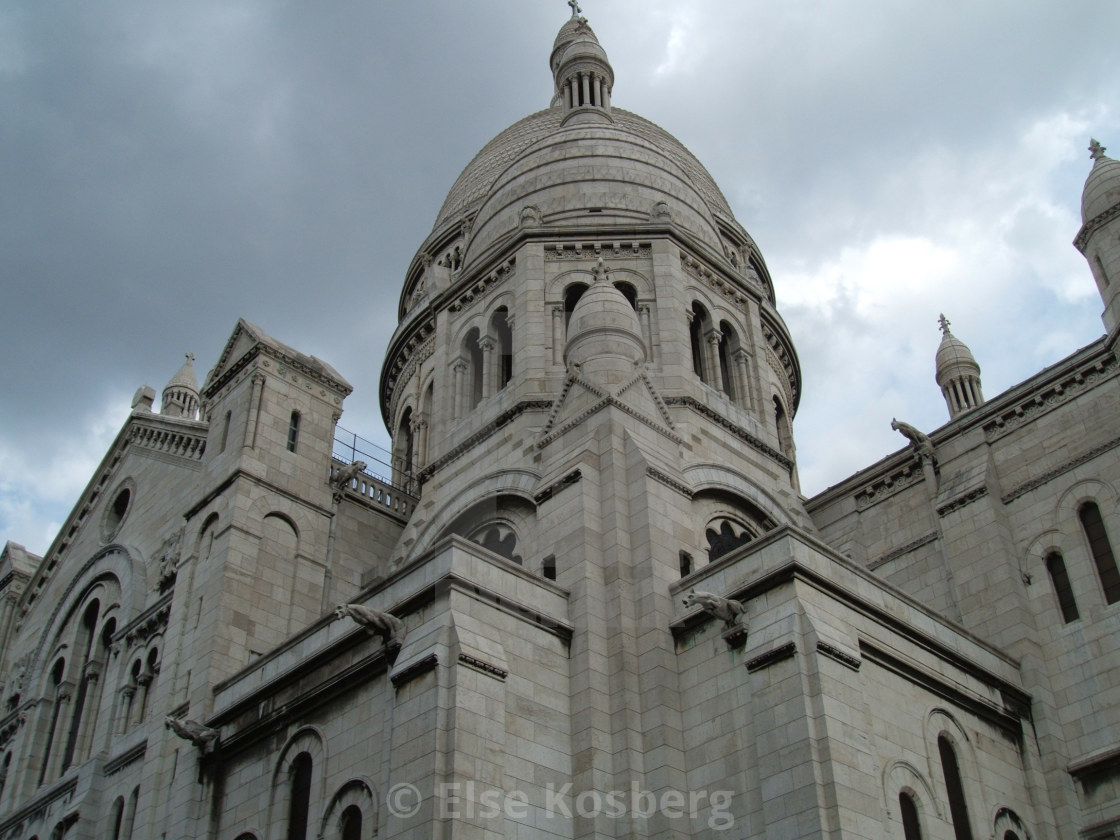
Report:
44,681,74,782
732,348,752,408
706,332,725,393
581,72,590,107
479,336,496,401
243,372,266,450
638,304,653,362
552,306,565,365
591,73,601,107
116,684,136,735
452,360,468,419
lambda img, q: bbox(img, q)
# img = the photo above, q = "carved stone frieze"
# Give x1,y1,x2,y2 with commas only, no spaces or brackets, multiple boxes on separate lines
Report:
680,252,752,306
854,463,924,510
983,354,1117,442
544,241,650,260
937,486,989,517
447,258,516,313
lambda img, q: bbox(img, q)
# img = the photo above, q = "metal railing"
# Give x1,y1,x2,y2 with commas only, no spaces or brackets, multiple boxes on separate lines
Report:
332,425,416,494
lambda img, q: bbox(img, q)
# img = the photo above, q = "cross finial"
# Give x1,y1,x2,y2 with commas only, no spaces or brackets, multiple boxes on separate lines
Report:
568,0,582,18
938,314,951,336
185,352,195,364
1090,138,1107,161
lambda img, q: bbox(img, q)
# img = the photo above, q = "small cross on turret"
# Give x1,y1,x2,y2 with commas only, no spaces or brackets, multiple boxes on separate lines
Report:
1090,138,1107,161
938,313,951,336
568,0,582,19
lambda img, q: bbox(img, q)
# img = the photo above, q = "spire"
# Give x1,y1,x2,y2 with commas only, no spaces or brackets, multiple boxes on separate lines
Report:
550,6,614,124
1076,138,1120,333
161,352,201,419
934,315,983,419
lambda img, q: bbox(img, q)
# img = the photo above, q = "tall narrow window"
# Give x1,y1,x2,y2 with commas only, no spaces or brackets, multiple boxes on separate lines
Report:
39,659,65,785
1080,502,1120,604
492,308,513,389
899,792,922,840
542,555,557,581
773,396,793,457
938,735,974,840
220,410,232,452
109,796,125,840
287,411,301,453
679,551,693,577
288,752,313,840
689,303,707,381
1045,552,1079,622
340,804,362,840
0,751,10,803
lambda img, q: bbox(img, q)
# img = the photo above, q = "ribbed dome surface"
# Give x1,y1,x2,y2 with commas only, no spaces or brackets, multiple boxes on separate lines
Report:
565,266,647,384
1082,152,1120,224
935,332,980,385
433,107,733,232
165,354,199,393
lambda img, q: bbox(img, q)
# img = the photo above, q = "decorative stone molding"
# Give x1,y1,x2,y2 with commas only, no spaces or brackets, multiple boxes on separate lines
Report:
680,251,757,305
663,396,793,470
419,401,551,483
0,711,25,750
867,532,939,571
390,653,438,688
1001,434,1120,504
457,653,508,679
544,241,650,260
534,470,582,505
646,467,693,499
103,741,146,776
760,317,801,410
817,641,861,670
1074,202,1120,252
385,330,436,422
746,641,796,672
937,486,989,517
854,463,924,510
447,257,516,313
983,354,1117,442
120,595,172,650
128,419,207,463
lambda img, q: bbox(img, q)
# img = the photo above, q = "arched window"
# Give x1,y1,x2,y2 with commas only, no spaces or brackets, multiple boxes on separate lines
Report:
61,600,100,771
564,283,589,331
464,328,484,410
938,735,974,840
287,411,301,453
339,804,362,840
39,658,66,785
689,303,708,382
120,785,139,840
109,795,126,840
288,752,314,840
679,551,693,578
706,519,756,563
899,791,922,840
0,751,10,804
491,308,513,390
1045,551,1079,622
1080,502,1120,604
396,407,415,493
220,410,232,452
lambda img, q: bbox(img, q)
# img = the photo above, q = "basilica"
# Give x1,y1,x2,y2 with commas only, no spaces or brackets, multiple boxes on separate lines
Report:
2,9,1120,840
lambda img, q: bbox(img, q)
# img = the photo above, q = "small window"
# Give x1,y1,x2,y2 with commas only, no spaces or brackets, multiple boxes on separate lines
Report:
1045,552,1079,622
899,791,922,840
288,752,313,840
679,551,693,577
938,735,974,840
542,555,557,581
220,410,232,452
340,804,362,840
287,411,301,453
101,482,134,541
1080,502,1120,604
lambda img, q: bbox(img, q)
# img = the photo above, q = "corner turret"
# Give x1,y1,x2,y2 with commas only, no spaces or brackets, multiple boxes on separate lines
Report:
1075,139,1120,334
161,353,200,419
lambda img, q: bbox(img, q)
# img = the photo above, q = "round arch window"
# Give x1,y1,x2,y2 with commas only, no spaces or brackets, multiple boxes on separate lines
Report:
101,480,135,542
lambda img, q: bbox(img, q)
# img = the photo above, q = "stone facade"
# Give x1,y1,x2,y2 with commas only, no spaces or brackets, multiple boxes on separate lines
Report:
2,12,1120,840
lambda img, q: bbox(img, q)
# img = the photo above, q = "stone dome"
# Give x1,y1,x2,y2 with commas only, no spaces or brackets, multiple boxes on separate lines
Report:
564,259,646,385
935,332,980,384
1082,139,1120,224
433,108,733,233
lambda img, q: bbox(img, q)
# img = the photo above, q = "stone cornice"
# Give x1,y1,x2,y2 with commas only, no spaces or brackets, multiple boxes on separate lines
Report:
418,401,552,484
1074,201,1120,252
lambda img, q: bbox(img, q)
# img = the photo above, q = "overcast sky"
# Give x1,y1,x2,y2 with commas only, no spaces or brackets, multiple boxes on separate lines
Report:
2,1,1118,556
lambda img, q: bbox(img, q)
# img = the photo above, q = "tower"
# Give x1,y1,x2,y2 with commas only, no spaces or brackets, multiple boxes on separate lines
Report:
934,313,984,419
1075,139,1120,333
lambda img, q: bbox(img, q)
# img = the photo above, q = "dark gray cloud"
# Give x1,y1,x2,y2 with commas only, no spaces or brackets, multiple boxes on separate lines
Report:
2,1,1118,552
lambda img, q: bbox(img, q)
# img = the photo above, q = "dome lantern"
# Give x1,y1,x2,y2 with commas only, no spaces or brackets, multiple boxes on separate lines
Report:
1075,138,1120,334
551,6,614,125
161,352,200,419
935,315,984,420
